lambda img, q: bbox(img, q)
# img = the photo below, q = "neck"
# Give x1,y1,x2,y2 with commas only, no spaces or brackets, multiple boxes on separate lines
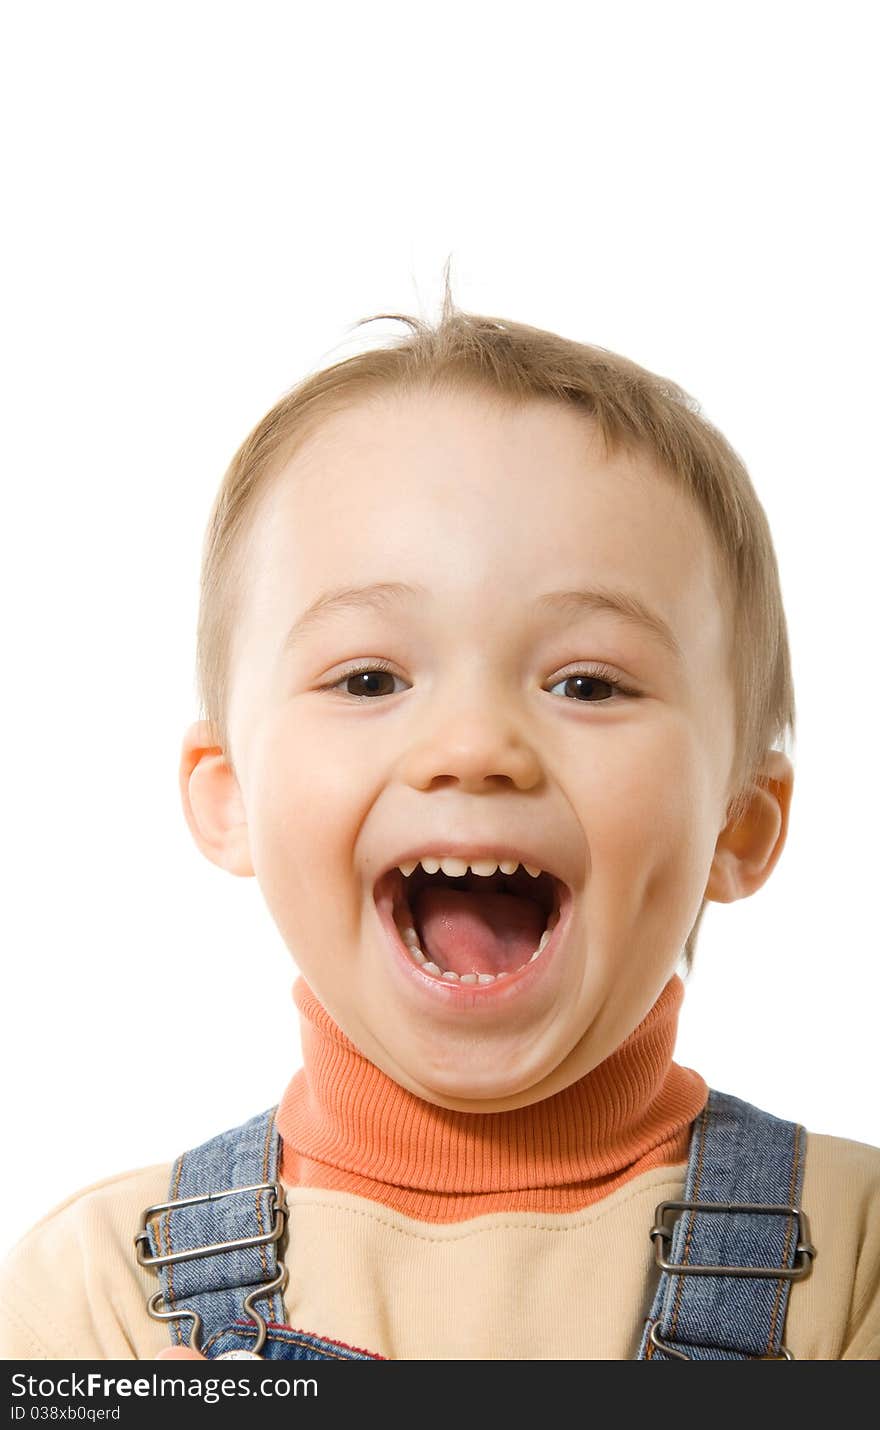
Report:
276,974,707,1223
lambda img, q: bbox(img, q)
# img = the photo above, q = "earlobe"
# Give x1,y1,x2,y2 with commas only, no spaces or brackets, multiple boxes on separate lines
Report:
179,719,254,877
705,750,794,905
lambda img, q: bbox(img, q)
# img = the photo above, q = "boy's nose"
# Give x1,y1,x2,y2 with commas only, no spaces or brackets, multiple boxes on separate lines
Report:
398,707,542,794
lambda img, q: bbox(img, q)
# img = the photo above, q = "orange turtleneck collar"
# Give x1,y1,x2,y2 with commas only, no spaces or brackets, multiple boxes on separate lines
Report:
276,975,708,1224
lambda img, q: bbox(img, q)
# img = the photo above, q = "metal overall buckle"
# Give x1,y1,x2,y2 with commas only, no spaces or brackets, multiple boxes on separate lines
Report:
135,1180,289,1359
646,1198,816,1360
647,1319,795,1361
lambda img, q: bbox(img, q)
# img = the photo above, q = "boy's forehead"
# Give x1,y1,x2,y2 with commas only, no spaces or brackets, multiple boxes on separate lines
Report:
256,392,719,597
234,389,732,707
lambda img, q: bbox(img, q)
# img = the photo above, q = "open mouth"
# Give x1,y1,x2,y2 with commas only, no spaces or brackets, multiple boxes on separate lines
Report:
373,859,568,986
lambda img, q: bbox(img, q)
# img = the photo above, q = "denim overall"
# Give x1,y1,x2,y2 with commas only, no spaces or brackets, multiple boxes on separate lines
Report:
135,1087,815,1361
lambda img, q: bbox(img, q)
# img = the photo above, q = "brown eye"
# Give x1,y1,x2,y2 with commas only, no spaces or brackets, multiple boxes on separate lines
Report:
323,661,403,698
546,665,636,703
553,674,618,702
343,669,399,698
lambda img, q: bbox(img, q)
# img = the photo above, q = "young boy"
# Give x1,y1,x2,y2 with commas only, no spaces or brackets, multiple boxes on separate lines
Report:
2,298,878,1361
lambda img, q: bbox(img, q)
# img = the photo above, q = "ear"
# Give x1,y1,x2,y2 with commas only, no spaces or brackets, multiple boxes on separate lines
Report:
179,719,254,877
705,750,794,904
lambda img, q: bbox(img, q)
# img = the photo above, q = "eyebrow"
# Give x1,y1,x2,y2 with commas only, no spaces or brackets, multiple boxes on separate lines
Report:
282,579,684,663
283,582,429,654
534,587,684,662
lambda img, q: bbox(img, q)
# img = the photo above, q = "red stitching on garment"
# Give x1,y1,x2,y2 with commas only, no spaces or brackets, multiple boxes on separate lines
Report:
231,1320,387,1359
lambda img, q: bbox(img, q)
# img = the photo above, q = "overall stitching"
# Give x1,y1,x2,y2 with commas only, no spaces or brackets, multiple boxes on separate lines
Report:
164,1154,185,1346
766,1123,803,1353
145,1114,286,1352
639,1091,809,1360
665,1099,710,1351
255,1113,271,1317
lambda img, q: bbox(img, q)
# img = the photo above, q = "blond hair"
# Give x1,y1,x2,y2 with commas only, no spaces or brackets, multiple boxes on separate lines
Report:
196,282,795,976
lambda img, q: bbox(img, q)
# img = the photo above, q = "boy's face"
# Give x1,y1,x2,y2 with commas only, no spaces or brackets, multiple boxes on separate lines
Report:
188,388,741,1111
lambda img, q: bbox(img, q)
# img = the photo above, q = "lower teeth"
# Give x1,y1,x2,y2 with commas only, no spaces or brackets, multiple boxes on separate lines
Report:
393,911,559,983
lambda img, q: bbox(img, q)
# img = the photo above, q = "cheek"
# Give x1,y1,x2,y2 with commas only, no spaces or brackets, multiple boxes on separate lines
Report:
571,719,714,931
245,719,363,926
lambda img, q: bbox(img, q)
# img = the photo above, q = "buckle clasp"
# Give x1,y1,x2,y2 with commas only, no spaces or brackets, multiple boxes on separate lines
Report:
135,1181,289,1358
647,1318,795,1361
650,1199,815,1280
146,1264,289,1358
134,1180,287,1269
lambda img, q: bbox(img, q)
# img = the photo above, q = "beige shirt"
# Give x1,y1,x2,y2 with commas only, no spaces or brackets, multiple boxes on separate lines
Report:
1,1129,878,1360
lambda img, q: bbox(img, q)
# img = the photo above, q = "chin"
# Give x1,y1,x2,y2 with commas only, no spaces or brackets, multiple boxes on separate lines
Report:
416,1079,556,1115
400,1048,560,1109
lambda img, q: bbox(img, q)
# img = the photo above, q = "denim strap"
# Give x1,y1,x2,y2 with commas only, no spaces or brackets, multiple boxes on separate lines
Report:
144,1106,285,1354
636,1088,812,1360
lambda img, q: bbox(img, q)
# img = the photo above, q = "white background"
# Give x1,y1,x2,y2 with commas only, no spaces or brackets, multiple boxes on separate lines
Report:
1,2,877,1255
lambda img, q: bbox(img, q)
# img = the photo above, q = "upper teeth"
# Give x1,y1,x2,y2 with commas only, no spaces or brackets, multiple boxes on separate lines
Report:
397,856,544,879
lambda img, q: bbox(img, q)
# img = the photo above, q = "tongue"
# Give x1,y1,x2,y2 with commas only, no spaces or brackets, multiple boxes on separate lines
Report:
411,887,546,976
